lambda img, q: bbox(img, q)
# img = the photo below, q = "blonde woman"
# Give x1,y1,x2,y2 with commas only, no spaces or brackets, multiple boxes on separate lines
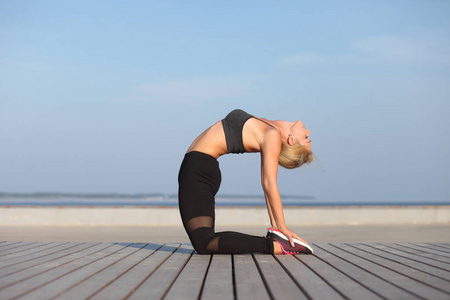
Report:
178,109,314,255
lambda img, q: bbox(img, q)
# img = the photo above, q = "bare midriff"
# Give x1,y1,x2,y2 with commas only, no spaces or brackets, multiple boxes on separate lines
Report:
187,118,271,158
186,121,228,159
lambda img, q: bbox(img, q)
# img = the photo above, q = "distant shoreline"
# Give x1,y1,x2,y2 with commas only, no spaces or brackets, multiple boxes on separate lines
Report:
0,191,313,200
1,192,448,207
1,200,449,207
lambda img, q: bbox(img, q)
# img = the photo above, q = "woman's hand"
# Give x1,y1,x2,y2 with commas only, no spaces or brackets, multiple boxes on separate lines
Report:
278,225,302,247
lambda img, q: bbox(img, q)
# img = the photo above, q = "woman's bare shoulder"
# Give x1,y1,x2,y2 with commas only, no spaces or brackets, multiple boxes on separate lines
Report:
243,118,280,153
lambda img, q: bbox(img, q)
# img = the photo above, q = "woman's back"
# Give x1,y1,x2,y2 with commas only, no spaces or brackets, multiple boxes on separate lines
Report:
186,114,276,159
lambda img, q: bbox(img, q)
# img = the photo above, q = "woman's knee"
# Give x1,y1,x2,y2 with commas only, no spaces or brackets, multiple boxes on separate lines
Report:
192,243,209,254
188,227,214,254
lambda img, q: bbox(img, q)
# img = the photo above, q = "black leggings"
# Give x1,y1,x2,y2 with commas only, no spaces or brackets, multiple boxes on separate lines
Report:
178,151,273,254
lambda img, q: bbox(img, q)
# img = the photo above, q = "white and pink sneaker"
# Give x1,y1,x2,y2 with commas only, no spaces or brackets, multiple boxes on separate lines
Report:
266,228,314,255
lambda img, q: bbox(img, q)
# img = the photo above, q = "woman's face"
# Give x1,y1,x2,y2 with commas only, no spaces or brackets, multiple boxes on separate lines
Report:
291,121,311,149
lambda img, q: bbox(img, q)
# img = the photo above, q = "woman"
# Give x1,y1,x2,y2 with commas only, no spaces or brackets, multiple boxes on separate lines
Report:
178,109,314,255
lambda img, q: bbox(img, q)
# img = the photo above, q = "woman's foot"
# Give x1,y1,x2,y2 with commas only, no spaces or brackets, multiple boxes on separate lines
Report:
267,228,314,255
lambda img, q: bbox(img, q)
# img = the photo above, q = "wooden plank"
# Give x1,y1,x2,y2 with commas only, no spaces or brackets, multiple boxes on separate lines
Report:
391,243,450,261
164,253,210,300
90,243,178,300
407,243,450,257
385,243,450,265
360,243,450,278
0,243,98,281
253,253,308,300
201,254,234,300
234,254,270,300
0,242,124,299
276,254,345,300
0,241,26,250
0,242,68,262
0,242,37,253
418,243,450,253
0,242,53,258
314,244,421,299
434,243,450,250
426,243,450,252
353,244,450,282
371,243,450,271
52,243,154,300
128,244,194,300
0,241,21,251
323,243,448,300
0,242,65,261
299,246,383,300
0,242,85,271
333,243,450,299
0,242,108,289
16,243,144,300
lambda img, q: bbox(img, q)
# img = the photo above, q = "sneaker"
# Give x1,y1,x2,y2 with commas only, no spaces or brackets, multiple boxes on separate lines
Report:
266,228,314,255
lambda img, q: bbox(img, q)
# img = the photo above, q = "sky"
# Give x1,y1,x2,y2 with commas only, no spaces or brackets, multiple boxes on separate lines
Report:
1,1,449,202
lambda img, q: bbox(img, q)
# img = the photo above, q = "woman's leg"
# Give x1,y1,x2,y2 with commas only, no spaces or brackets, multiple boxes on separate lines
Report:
184,216,272,254
178,152,273,254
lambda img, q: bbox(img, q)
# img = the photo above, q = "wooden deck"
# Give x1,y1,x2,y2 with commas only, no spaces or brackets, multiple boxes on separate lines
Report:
0,241,449,300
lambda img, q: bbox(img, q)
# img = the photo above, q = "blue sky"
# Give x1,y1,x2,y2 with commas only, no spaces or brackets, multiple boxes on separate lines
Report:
1,1,449,201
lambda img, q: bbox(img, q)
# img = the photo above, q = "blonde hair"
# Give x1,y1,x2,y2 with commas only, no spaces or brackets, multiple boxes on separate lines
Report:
278,141,314,169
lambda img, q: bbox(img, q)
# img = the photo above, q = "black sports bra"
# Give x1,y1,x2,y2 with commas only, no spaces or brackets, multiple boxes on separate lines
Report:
221,109,254,154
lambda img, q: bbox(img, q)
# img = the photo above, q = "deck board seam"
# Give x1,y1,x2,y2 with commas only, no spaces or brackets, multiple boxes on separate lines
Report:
310,245,388,300
425,243,450,251
251,253,274,300
381,243,450,266
273,255,312,300
86,243,165,300
123,243,181,300
341,243,450,296
391,243,450,264
51,243,150,300
293,253,350,300
365,243,450,277
407,243,450,256
0,242,87,270
418,243,450,253
319,244,426,300
160,250,195,300
0,242,35,252
6,243,130,299
0,242,54,257
0,242,72,262
0,242,37,253
231,254,237,300
0,242,23,250
196,253,213,300
0,242,108,289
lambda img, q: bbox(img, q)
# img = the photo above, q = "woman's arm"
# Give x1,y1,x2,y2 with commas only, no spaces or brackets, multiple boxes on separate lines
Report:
260,129,301,247
264,193,278,229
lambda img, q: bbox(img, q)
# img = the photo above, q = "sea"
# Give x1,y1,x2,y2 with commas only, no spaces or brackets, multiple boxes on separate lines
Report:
0,193,448,207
